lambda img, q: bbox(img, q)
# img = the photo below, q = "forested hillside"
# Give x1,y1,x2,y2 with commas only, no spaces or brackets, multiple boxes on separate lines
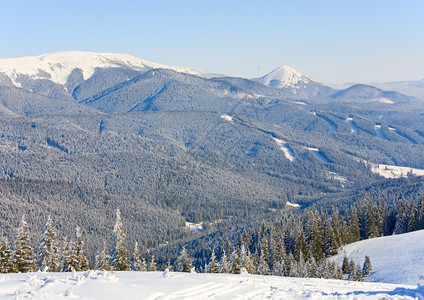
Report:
0,52,423,266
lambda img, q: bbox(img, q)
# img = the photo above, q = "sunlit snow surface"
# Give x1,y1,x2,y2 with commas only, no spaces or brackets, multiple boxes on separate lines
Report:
0,51,200,86
0,270,422,300
333,229,424,286
370,163,424,178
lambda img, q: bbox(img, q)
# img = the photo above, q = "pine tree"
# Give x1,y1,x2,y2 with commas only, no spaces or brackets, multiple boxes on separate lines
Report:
95,242,111,271
354,263,363,281
110,209,131,271
62,236,79,272
311,212,324,262
365,199,378,238
362,255,372,277
377,200,389,236
394,198,410,234
306,257,318,278
408,201,417,232
132,241,143,271
256,248,270,275
177,247,193,272
295,229,307,261
230,248,241,274
207,249,220,273
334,263,344,280
13,215,37,273
38,215,60,272
348,259,356,280
0,236,14,273
219,249,230,273
148,255,157,271
342,255,350,274
349,206,361,243
323,217,338,256
74,227,89,271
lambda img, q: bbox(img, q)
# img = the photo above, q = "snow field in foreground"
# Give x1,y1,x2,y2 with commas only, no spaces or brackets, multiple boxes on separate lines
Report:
0,270,423,300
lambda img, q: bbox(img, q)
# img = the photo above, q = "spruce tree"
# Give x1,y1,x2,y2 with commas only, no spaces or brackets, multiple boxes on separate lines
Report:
207,249,220,273
13,215,37,273
74,227,89,271
132,241,143,271
256,248,270,275
354,263,363,281
349,206,361,242
110,209,131,271
365,199,378,238
342,255,350,274
230,248,241,274
62,236,79,272
177,247,193,272
311,213,324,262
38,215,60,272
219,249,230,273
95,242,111,271
306,257,317,278
362,255,372,277
0,236,14,273
148,255,157,271
323,217,338,256
348,259,356,280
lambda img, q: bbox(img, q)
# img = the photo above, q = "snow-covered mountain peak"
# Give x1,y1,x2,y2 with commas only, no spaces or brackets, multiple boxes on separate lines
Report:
0,51,200,87
256,65,317,89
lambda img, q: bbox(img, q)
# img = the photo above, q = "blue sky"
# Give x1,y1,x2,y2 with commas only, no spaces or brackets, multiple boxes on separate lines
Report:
1,0,423,83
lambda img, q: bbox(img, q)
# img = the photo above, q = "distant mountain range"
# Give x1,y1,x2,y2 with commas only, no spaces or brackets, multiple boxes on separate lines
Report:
0,51,423,258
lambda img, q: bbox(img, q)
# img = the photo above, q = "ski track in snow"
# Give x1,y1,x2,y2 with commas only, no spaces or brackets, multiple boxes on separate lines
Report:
346,118,359,135
273,138,296,161
0,271,422,300
306,147,330,163
374,125,388,140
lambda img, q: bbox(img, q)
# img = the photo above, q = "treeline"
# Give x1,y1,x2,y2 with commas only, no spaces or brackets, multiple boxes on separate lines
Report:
2,195,424,279
180,195,424,278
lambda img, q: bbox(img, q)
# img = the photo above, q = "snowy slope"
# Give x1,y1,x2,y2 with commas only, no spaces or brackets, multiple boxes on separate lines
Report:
332,229,424,285
0,270,422,300
0,51,200,87
255,65,317,89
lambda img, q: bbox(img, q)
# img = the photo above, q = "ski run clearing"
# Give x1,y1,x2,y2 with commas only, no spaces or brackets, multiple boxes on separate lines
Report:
273,138,296,161
0,270,423,300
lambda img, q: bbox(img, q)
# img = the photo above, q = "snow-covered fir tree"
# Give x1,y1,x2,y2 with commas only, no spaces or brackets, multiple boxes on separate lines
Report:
148,255,157,271
0,236,14,273
219,249,230,273
342,255,350,274
95,242,111,271
362,255,372,277
256,248,270,275
177,247,193,272
38,215,60,272
132,241,143,271
110,209,131,271
206,249,220,273
230,248,241,274
62,236,79,272
74,227,89,271
13,215,36,273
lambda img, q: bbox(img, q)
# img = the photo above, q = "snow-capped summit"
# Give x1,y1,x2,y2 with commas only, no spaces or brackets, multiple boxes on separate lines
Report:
255,65,317,89
0,51,200,87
